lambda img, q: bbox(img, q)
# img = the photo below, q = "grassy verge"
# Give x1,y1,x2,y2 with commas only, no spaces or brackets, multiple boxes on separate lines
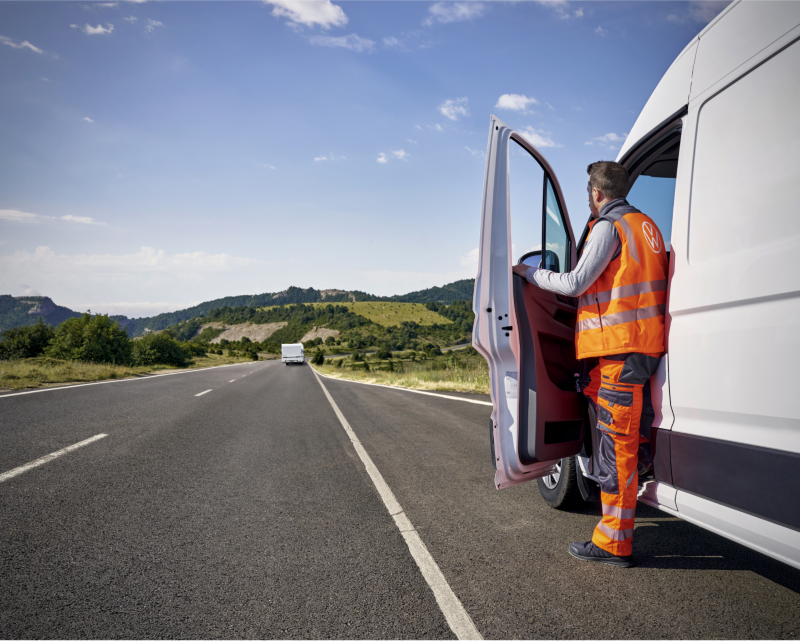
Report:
311,351,489,395
0,352,258,391
307,301,452,327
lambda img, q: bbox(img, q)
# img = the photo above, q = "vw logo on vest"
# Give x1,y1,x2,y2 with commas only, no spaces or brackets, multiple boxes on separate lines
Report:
642,221,661,253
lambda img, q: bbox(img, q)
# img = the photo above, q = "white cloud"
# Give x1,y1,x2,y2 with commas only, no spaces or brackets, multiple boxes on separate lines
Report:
495,93,538,113
415,124,422,130
535,1,582,20
460,247,479,267
144,19,163,33
61,215,106,226
595,25,608,37
439,97,468,121
431,123,444,132
42,77,52,82
264,0,348,30
96,2,119,8
574,8,584,18
465,146,483,156
72,23,115,35
377,153,388,164
0,209,49,223
377,150,410,163
0,35,45,54
383,36,401,48
266,164,276,170
391,149,409,160
406,138,417,145
0,208,108,226
309,33,375,53
83,116,94,122
313,153,344,162
19,285,41,296
314,156,328,162
423,2,486,26
123,15,138,22
585,132,628,150
519,126,562,148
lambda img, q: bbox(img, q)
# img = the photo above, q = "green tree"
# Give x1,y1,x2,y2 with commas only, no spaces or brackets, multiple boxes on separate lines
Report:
131,333,191,367
375,346,391,360
0,318,55,360
47,313,132,364
311,350,325,365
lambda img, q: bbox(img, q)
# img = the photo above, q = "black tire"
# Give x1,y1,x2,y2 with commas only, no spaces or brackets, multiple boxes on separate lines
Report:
537,456,583,510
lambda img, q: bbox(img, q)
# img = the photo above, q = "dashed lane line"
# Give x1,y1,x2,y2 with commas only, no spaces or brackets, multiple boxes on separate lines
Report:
0,434,108,484
313,367,492,406
0,361,273,400
312,368,483,641
195,389,213,397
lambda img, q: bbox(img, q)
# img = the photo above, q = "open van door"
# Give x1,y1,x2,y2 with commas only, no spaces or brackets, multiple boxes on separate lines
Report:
473,116,588,490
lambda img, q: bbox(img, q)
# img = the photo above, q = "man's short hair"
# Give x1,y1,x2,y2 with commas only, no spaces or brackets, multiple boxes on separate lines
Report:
587,161,629,199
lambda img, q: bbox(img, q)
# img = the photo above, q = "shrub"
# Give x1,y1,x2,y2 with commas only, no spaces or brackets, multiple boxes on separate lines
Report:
47,313,132,364
132,333,190,367
0,319,55,360
375,346,392,360
311,350,325,365
325,336,336,345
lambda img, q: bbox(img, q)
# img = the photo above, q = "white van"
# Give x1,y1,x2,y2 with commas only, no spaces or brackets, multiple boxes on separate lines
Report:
473,1,800,570
281,343,304,365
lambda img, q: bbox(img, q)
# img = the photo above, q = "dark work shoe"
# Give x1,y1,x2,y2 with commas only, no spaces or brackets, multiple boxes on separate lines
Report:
568,541,634,568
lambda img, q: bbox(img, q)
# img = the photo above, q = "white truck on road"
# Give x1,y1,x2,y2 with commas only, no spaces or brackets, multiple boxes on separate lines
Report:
281,343,304,365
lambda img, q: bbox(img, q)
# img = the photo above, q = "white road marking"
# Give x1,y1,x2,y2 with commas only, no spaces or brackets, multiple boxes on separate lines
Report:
312,369,483,641
0,434,108,484
229,380,236,383
0,361,271,400
195,389,213,397
313,368,492,406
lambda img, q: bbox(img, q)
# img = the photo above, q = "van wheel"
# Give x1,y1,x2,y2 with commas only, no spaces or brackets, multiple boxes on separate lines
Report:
537,456,582,510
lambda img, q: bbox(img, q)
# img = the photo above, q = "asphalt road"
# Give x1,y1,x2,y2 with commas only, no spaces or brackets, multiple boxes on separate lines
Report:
1,361,799,639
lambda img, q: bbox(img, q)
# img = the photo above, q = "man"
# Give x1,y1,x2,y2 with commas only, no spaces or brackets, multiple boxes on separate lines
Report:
512,161,668,568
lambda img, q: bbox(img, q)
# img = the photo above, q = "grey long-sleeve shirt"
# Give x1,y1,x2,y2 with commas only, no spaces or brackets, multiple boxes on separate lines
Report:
526,218,620,297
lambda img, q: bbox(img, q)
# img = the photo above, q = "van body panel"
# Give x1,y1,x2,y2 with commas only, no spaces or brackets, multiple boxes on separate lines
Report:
676,491,800,571
689,2,800,105
638,479,678,512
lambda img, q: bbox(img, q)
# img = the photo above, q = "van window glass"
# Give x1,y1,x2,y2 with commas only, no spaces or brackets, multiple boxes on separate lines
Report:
544,177,569,272
626,175,676,248
689,39,800,264
508,138,545,264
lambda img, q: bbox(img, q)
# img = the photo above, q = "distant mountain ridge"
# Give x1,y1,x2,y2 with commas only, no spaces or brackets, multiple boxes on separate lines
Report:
0,279,476,336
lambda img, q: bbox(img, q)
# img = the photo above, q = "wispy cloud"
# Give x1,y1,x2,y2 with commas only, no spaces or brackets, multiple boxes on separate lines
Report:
19,285,41,297
123,15,138,22
95,2,119,8
61,215,106,226
83,116,94,123
263,0,348,30
0,35,45,54
519,126,562,148
0,208,108,226
144,19,163,33
585,132,627,150
377,150,410,163
383,36,402,48
465,146,483,156
495,93,538,113
535,1,583,20
309,33,375,53
71,23,115,35
423,2,486,26
314,153,345,162
391,149,409,160
460,247,479,267
377,152,388,164
595,25,608,37
668,1,730,24
439,97,469,121
0,209,48,223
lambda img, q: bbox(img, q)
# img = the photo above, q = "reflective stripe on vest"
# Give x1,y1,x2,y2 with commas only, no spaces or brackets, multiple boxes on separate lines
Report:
575,208,669,359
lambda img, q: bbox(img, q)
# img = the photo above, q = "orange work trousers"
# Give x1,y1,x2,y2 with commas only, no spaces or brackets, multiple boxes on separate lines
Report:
581,353,660,557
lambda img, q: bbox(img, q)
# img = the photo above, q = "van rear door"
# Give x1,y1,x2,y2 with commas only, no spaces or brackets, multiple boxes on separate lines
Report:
473,116,588,490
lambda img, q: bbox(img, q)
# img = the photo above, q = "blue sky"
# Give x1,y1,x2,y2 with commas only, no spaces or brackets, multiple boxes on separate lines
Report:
0,0,727,317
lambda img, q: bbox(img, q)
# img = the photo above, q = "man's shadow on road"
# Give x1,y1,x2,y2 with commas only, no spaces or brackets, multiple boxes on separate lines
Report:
572,500,800,594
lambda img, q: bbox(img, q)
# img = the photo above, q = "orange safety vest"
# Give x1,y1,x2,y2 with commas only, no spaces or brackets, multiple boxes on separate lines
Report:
576,203,669,360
